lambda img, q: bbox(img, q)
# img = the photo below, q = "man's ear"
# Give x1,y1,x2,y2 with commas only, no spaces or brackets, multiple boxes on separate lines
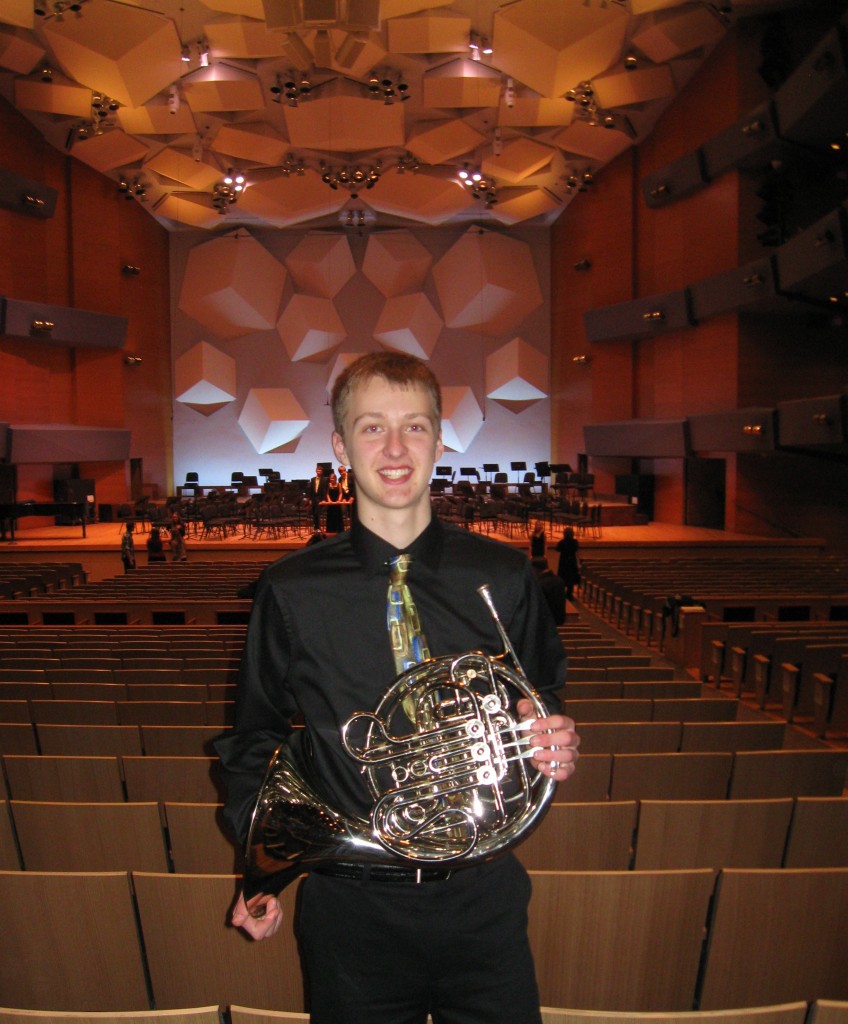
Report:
331,430,348,465
435,430,445,463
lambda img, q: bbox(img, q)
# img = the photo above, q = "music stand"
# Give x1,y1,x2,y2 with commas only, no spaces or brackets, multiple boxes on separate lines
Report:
459,467,480,481
482,463,499,482
510,461,527,483
435,466,453,481
534,461,551,480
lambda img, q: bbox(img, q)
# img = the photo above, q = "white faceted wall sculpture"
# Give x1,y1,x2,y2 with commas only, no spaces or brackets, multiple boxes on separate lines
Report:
441,386,483,453
238,388,310,454
374,293,443,360
432,229,543,336
285,234,356,298
326,352,369,400
277,294,347,362
362,231,433,298
486,337,549,413
174,341,237,416
178,232,287,340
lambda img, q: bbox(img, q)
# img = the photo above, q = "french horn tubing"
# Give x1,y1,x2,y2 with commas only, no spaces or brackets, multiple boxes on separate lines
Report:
242,584,556,905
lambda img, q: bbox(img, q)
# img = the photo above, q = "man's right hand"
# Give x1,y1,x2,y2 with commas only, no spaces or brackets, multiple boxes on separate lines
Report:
231,891,283,941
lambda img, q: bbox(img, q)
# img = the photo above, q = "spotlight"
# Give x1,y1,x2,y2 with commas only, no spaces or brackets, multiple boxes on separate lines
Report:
181,43,190,63
124,354,143,366
121,265,141,275
270,74,282,102
40,65,53,83
199,39,209,67
574,258,592,272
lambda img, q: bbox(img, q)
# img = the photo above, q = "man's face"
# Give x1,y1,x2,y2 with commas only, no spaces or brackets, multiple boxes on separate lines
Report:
332,376,443,520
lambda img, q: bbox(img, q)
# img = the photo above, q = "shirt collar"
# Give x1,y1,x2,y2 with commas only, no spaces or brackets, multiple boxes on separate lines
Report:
351,516,444,577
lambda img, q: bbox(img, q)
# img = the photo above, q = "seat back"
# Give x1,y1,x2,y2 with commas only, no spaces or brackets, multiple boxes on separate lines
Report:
529,869,715,1010
699,868,848,1009
0,870,150,1010
132,873,305,1011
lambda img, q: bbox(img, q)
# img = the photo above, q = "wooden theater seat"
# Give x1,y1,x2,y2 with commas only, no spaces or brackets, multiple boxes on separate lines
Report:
515,802,637,871
0,801,21,869
528,869,715,1011
699,868,848,1009
0,1008,222,1024
633,799,794,870
728,750,848,799
0,870,150,1010
163,802,243,874
11,801,169,872
132,873,305,1011
554,753,612,802
231,1011,310,1024
3,754,124,801
122,755,225,803
539,1004,809,1024
609,753,733,802
783,798,848,867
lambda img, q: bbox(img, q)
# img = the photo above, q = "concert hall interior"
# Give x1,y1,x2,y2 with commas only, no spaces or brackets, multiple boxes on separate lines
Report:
1,0,848,1020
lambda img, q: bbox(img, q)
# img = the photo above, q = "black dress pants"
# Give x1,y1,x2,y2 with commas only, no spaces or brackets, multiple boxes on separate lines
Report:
296,854,542,1024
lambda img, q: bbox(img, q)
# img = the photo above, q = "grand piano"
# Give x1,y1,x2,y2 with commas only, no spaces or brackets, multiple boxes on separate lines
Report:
0,501,87,541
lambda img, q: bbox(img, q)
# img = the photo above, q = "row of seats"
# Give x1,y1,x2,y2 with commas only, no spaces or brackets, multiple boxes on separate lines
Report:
3,795,846,875
698,620,848,737
1,1001,847,1024
2,748,845,805
2,866,847,1012
0,718,816,758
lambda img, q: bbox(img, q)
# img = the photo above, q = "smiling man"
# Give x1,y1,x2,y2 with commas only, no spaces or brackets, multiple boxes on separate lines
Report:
216,351,579,1024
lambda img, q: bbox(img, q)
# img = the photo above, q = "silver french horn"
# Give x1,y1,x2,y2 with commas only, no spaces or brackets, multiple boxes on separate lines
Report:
242,584,556,904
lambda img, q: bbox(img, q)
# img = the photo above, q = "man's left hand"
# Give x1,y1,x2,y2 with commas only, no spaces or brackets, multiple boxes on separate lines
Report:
516,699,580,781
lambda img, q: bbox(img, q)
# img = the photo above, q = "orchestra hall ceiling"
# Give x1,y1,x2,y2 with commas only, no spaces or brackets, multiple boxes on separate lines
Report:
0,0,802,232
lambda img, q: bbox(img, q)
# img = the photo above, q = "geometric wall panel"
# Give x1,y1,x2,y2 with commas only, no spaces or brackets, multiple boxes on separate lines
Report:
326,351,368,400
238,388,309,454
362,230,433,297
174,340,237,416
284,234,356,298
485,336,548,413
178,232,287,339
374,292,443,359
482,137,554,185
441,385,484,453
432,228,543,336
276,294,346,362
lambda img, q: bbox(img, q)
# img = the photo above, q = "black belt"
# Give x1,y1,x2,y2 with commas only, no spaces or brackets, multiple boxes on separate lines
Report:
312,861,454,884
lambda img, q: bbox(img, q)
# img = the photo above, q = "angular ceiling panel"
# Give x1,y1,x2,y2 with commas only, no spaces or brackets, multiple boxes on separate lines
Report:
1,0,768,231
237,170,347,227
0,28,43,74
492,0,628,100
41,1,182,108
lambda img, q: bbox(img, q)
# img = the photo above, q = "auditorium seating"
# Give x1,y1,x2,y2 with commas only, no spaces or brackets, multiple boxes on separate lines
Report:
0,570,846,1018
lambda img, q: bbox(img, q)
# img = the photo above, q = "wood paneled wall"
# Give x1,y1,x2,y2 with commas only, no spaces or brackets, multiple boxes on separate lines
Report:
0,96,172,504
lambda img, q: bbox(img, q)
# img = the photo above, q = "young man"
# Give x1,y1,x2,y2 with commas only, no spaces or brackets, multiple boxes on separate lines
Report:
216,352,579,1024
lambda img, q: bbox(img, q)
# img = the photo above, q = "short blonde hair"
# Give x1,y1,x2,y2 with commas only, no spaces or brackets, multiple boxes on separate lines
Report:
331,352,442,437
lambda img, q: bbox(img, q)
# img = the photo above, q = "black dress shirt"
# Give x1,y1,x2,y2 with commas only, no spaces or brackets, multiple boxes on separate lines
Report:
215,516,567,844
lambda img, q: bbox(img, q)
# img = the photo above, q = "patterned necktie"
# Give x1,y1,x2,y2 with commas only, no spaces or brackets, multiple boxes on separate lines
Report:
387,554,431,725
387,553,430,674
